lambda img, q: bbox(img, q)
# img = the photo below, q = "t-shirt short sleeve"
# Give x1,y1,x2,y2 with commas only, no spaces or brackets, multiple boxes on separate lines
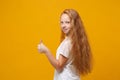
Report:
56,39,71,58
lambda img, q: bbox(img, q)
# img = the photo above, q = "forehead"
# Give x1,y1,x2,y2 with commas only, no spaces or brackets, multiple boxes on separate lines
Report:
60,13,70,21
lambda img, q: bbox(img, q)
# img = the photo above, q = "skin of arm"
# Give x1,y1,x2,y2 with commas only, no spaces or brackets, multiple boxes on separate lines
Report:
38,41,68,72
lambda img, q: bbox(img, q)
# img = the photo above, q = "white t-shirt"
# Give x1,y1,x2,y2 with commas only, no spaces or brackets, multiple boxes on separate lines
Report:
54,37,80,80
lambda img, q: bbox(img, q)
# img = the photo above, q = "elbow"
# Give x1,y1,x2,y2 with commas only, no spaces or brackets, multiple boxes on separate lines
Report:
55,62,64,72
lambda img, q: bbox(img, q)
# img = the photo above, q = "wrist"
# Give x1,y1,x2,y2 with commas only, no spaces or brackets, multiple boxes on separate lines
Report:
45,49,50,55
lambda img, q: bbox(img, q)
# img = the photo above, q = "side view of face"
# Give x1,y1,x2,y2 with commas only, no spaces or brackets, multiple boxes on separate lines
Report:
60,13,72,36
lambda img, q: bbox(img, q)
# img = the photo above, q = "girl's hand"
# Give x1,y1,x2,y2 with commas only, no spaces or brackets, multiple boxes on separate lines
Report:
38,40,49,53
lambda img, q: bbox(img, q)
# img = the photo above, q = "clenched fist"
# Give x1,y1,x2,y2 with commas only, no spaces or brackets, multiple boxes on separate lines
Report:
38,40,49,53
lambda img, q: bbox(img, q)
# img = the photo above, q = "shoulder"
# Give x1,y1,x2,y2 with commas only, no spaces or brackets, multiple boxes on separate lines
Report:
64,37,72,47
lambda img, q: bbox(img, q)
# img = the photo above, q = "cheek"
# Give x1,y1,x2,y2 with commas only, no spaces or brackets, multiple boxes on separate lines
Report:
60,25,63,29
68,24,72,29
60,25,63,30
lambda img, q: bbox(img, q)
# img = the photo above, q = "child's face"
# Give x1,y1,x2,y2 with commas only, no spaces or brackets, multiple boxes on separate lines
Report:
60,13,72,35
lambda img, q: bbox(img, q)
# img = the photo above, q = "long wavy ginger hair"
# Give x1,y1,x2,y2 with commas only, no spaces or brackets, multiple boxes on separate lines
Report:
60,9,92,75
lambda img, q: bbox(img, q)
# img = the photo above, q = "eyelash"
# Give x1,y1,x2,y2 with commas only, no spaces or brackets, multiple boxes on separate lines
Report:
60,21,70,24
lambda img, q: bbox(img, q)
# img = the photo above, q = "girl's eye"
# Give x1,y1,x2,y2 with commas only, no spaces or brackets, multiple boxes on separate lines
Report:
60,21,63,24
66,21,70,24
60,21,70,24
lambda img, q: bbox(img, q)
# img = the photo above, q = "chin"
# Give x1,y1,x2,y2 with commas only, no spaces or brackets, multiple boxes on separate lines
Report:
63,31,68,34
65,32,69,35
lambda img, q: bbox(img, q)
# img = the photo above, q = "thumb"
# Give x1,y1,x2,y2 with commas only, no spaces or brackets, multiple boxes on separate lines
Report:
40,39,43,44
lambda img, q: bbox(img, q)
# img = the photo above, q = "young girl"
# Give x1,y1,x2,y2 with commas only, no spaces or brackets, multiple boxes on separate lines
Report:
38,9,92,80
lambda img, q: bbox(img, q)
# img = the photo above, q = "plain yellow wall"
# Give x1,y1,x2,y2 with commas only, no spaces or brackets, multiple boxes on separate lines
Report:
0,0,120,80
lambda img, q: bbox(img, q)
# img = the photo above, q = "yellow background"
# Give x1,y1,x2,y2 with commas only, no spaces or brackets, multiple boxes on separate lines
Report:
0,0,120,80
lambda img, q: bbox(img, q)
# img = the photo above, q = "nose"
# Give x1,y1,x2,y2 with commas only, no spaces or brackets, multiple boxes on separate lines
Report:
61,23,66,29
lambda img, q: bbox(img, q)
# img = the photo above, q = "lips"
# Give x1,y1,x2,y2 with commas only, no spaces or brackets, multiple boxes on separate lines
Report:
63,28,67,32
63,28,69,33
